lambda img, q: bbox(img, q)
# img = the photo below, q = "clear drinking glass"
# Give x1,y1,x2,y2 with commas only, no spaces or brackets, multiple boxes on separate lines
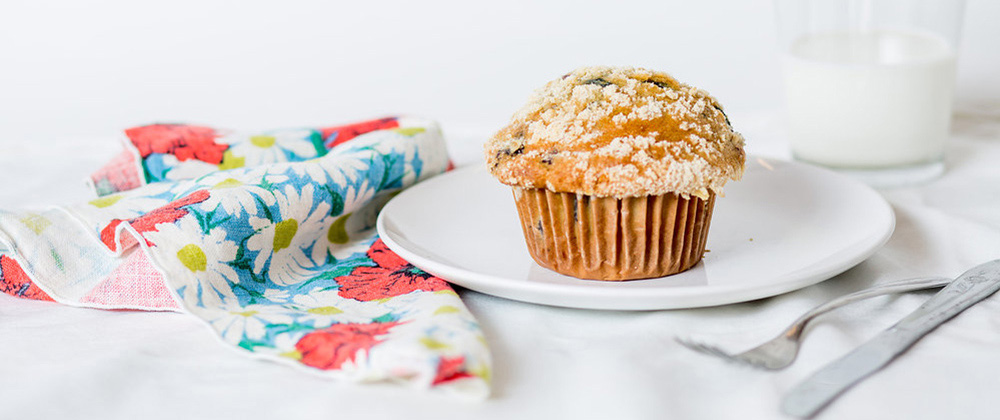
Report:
774,0,966,187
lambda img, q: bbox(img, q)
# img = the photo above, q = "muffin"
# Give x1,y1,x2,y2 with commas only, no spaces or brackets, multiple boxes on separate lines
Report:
485,66,745,281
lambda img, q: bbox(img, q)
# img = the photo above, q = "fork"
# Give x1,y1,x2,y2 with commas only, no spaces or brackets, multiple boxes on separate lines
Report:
676,276,952,370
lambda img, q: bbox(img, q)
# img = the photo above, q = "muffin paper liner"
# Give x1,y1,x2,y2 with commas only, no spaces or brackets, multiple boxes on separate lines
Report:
512,188,715,281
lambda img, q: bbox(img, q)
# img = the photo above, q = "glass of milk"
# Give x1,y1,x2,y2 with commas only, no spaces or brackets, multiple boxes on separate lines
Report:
775,0,965,187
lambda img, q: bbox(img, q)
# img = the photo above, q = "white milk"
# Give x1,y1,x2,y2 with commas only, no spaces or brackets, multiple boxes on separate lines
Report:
783,30,956,168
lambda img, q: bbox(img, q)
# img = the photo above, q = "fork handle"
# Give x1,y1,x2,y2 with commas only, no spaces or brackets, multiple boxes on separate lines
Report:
785,276,952,338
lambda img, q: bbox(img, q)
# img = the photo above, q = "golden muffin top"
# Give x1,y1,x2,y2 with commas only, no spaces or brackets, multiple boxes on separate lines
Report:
485,66,746,198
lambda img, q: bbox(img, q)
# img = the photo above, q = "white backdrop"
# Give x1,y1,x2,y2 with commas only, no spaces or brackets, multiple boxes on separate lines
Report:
3,2,1000,419
1,0,997,146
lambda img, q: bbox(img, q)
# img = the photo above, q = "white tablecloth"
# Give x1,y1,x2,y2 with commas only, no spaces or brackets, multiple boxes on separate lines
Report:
2,109,999,419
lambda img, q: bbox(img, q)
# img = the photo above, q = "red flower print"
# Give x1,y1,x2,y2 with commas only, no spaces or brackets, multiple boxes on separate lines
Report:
432,356,473,385
320,117,399,149
295,321,402,370
0,255,54,301
99,189,211,251
336,239,451,301
126,124,228,164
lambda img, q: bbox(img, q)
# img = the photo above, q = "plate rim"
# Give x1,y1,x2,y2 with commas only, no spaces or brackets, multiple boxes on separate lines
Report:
377,158,895,310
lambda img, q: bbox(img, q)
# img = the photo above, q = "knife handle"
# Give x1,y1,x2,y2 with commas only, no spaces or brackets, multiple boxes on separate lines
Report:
781,326,921,418
896,261,1000,332
782,260,1000,418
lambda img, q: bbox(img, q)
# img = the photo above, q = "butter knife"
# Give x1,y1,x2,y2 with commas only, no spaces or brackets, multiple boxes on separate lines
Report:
781,259,1000,418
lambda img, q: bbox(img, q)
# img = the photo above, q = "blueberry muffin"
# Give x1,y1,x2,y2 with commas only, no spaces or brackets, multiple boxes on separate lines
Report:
485,66,745,280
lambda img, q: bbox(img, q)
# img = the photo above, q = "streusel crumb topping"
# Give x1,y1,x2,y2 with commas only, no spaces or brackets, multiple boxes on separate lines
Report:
485,66,746,198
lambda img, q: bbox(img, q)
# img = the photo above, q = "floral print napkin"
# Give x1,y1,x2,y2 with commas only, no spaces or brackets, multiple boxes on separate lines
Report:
0,117,491,398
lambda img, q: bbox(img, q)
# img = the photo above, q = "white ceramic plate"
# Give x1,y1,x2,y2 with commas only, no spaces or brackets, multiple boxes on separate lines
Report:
377,157,894,310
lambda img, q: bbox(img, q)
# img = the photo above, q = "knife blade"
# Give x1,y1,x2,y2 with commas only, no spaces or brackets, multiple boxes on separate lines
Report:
781,259,1000,418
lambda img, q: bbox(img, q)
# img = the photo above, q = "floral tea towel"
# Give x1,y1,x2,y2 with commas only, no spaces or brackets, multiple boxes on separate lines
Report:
0,117,491,398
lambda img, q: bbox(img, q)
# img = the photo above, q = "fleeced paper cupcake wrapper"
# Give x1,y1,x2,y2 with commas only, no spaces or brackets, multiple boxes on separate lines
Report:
0,117,491,398
512,188,715,280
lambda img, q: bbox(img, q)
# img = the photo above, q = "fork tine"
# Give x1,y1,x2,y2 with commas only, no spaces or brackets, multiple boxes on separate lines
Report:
677,338,733,359
676,276,954,372
674,336,697,350
676,337,769,369
702,344,733,359
725,353,770,369
675,337,719,356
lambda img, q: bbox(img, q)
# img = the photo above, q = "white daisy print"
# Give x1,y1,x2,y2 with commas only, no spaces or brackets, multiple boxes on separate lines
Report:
144,215,239,308
246,184,331,286
195,164,290,188
269,330,303,355
261,287,292,304
162,156,224,182
318,148,375,186
311,181,376,263
194,166,292,216
286,158,332,184
199,178,274,217
207,305,295,344
222,129,321,166
289,288,391,328
74,181,175,226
